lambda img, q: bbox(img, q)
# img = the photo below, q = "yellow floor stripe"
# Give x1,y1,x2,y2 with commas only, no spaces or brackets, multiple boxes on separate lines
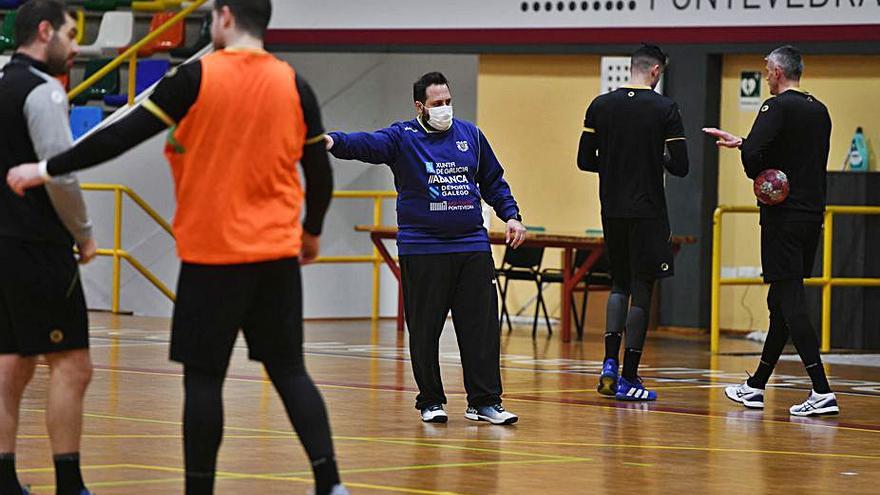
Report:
80,366,880,434
335,436,589,462
102,464,460,495
19,464,129,474
498,396,880,435
30,477,182,490
21,434,296,440
369,437,880,462
322,458,586,476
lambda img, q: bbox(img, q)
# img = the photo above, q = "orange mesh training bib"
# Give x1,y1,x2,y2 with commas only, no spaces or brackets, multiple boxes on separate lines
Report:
165,49,307,264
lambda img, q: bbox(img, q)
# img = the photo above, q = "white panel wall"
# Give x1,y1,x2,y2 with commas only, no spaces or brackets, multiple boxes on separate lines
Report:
78,52,479,318
268,0,880,29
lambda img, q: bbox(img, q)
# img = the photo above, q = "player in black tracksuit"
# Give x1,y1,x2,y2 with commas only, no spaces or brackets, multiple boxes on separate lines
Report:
705,45,839,417
577,45,689,402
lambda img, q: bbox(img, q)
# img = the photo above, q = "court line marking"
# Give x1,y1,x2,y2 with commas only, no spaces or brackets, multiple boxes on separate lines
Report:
24,407,880,462
78,335,851,387
19,464,129,473
71,364,880,435
21,409,587,462
499,395,880,435
30,477,183,490
127,464,467,495
271,457,589,477
333,436,591,462
26,463,465,495
361,437,880,462
505,384,728,395
80,338,880,399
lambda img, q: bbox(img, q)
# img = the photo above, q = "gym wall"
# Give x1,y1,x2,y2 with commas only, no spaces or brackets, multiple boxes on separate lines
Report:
477,54,603,317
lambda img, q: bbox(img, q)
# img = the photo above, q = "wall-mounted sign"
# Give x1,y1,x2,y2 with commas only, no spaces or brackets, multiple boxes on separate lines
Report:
739,71,762,111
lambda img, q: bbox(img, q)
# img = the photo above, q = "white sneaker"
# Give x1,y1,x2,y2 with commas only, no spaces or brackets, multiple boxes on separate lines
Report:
420,404,448,423
307,484,349,495
464,404,518,425
789,390,839,417
725,380,765,409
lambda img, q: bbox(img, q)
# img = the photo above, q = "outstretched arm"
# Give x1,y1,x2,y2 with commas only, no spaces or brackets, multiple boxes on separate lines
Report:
7,61,202,195
325,127,401,166
703,100,783,179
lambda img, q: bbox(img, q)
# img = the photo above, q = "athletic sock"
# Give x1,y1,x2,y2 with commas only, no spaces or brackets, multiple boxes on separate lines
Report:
0,453,22,494
603,332,622,363
312,456,341,495
805,362,832,394
622,348,643,382
747,360,774,389
53,452,85,495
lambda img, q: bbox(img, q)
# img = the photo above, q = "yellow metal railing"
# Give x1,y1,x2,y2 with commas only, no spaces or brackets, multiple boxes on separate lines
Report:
68,0,209,105
313,191,397,321
710,205,880,354
81,183,175,313
81,185,396,319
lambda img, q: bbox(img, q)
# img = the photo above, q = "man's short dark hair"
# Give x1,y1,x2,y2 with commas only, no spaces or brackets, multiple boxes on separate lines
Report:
214,0,272,38
413,72,449,103
768,45,804,81
14,0,71,48
631,43,667,73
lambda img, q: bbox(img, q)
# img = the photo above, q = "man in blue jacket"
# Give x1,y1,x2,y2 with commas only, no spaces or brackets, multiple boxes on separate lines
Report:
325,72,526,425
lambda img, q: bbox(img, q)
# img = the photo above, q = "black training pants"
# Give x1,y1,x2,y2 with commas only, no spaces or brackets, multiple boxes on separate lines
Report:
400,252,502,410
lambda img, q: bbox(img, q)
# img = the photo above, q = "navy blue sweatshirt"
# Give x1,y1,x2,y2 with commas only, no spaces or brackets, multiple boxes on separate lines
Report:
329,117,520,255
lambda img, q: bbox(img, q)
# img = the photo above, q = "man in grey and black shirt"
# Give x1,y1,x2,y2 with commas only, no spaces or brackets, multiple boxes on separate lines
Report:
0,1,97,493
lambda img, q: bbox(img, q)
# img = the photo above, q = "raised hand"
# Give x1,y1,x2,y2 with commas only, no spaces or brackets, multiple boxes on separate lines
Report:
702,127,743,149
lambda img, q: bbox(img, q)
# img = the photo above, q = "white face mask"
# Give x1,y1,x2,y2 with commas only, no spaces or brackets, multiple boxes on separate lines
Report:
426,105,453,131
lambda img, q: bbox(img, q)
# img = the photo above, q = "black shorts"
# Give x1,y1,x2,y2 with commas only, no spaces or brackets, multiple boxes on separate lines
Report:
170,257,305,374
0,240,89,356
761,221,821,282
602,216,674,283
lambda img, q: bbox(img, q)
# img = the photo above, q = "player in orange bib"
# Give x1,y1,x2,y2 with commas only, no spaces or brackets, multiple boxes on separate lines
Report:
7,1,346,493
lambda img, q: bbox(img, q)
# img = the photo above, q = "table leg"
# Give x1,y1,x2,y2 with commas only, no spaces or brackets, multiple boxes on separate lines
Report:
397,283,405,333
563,248,605,343
561,248,573,343
369,233,405,333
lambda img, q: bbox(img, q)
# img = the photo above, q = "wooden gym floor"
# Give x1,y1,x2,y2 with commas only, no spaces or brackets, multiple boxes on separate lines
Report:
12,310,880,494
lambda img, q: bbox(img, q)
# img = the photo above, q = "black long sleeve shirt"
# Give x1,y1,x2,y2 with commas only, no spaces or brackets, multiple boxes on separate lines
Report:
576,86,689,219
741,89,831,224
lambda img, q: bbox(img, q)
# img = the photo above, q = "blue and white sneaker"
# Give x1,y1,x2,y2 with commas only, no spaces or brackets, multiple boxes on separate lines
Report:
725,380,765,409
615,376,657,401
789,390,839,417
420,404,448,423
464,404,518,425
597,358,619,396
